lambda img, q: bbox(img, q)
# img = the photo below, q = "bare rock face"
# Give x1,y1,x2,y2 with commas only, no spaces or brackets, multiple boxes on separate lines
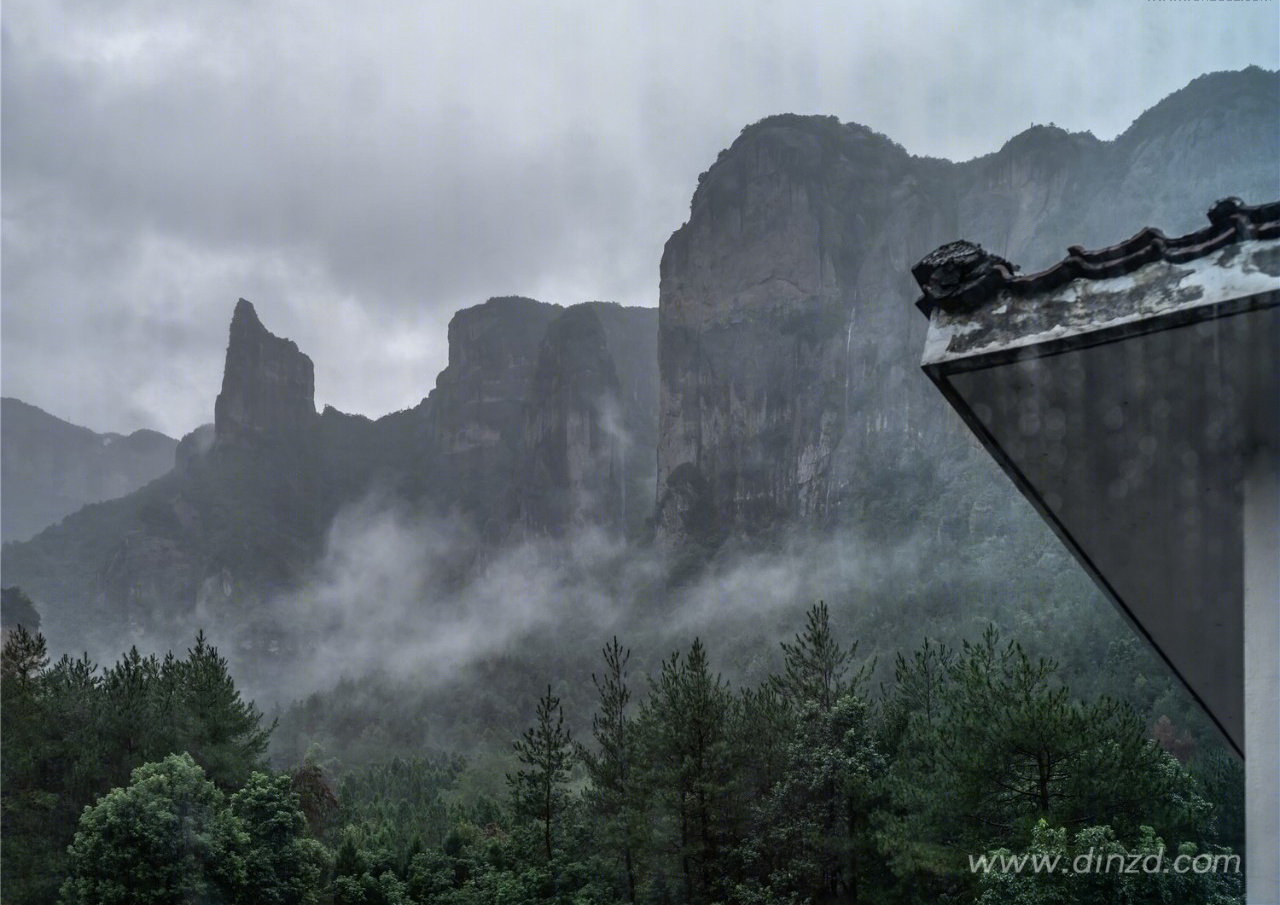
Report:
657,116,955,542
213,299,317,449
423,296,563,533
590,303,659,539
656,67,1280,545
517,304,624,537
423,297,658,540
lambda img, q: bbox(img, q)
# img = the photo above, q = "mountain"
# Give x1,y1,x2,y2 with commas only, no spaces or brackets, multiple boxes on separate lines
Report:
1,397,179,542
654,67,1279,543
2,67,1274,658
1,297,658,653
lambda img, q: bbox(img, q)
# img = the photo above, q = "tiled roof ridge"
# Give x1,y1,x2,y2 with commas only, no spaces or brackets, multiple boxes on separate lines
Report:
913,197,1280,317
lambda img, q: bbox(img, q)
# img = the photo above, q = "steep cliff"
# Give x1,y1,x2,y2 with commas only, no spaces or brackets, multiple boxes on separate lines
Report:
591,303,660,539
213,299,318,450
655,67,1280,544
420,296,657,538
421,296,563,534
516,304,624,537
656,116,956,541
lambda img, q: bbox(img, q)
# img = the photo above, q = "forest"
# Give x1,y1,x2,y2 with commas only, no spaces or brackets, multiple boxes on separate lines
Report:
1,589,1244,905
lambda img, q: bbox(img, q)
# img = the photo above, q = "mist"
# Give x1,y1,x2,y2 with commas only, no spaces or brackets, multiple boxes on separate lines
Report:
187,465,1130,767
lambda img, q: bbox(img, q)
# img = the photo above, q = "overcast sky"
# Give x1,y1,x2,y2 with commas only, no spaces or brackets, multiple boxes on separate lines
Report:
3,0,1276,437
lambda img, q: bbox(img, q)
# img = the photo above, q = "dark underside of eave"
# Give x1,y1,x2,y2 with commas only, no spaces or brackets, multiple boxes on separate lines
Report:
923,296,1280,759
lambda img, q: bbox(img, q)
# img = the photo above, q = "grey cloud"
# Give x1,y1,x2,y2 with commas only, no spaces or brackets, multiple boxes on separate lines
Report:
3,0,1276,435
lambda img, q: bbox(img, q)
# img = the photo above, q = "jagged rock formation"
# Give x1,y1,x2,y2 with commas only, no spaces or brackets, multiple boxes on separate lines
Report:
417,296,658,539
92,304,330,639
590,303,660,539
0,397,178,542
657,117,954,542
655,67,1280,543
517,304,625,537
213,299,318,450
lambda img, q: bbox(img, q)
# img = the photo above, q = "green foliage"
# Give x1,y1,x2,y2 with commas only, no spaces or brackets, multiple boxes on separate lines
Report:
335,754,465,857
60,753,245,904
638,638,742,904
60,754,324,905
740,603,882,901
3,601,1244,905
180,631,275,787
0,629,274,905
940,628,1168,838
974,820,1242,904
298,606,1238,905
2,585,42,631
230,772,329,904
579,637,643,903
873,627,1215,902
773,600,854,712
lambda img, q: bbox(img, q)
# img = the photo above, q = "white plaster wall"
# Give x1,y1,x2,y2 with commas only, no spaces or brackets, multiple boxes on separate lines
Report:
1246,449,1279,903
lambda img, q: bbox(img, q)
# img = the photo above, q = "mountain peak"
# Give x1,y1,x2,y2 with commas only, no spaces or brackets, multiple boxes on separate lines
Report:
231,297,262,329
213,299,316,449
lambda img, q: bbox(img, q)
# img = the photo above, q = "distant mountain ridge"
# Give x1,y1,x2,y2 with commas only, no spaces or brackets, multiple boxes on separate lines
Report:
1,398,179,542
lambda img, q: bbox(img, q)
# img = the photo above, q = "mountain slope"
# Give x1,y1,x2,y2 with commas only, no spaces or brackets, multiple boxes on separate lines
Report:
1,397,178,542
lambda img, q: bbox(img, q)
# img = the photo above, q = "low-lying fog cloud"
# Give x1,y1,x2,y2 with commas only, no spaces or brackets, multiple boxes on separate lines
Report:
219,491,947,709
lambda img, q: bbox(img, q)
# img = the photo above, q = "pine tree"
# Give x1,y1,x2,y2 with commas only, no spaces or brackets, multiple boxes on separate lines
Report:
508,684,573,869
640,638,740,904
773,601,854,713
580,637,641,902
750,604,879,901
179,630,273,788
940,627,1168,838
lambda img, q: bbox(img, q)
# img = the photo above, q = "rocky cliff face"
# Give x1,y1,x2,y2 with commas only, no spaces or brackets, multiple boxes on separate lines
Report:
591,303,660,540
656,117,956,541
420,296,658,539
0,398,179,542
517,304,624,537
655,67,1280,544
421,296,563,534
213,299,318,450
